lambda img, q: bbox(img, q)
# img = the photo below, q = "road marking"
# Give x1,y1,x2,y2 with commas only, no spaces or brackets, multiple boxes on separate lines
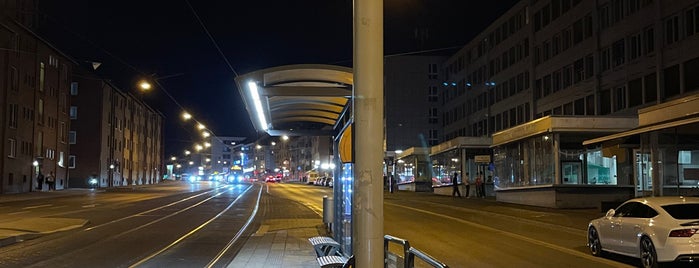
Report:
388,203,627,267
8,211,30,215
22,204,53,210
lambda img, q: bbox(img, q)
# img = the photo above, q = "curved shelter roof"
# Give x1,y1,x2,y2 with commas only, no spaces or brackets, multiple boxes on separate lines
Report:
235,64,353,137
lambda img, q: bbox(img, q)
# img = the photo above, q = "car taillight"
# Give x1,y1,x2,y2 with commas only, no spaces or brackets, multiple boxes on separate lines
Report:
669,229,698,237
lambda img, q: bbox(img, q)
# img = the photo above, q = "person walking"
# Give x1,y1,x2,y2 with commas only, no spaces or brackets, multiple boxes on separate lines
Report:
46,171,56,191
475,173,484,198
464,172,471,198
451,172,461,198
36,172,44,191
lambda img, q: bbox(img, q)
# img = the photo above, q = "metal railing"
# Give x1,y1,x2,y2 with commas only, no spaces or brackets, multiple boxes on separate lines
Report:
384,235,448,268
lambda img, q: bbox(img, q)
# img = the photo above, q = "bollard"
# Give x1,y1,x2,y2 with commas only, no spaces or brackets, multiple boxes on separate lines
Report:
322,195,334,230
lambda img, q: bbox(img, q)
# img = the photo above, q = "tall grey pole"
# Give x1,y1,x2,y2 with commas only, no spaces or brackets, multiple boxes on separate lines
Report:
353,0,384,266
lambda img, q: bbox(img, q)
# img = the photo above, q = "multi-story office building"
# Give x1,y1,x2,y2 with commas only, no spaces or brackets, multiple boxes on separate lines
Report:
69,69,163,187
1,1,74,193
384,55,446,151
429,0,699,207
209,136,246,175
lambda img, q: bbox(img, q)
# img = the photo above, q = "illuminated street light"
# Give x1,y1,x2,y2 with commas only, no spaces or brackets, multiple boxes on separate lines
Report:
197,123,206,130
256,144,262,149
171,156,177,161
176,164,182,168
202,131,211,138
182,112,192,120
188,161,194,165
271,141,276,146
205,158,211,163
282,135,289,141
204,142,211,148
138,81,152,91
184,150,191,155
195,144,203,151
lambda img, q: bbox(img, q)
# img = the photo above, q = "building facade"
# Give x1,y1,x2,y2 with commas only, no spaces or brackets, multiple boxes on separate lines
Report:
1,2,74,193
70,70,163,188
384,55,446,151
435,0,699,207
209,136,246,175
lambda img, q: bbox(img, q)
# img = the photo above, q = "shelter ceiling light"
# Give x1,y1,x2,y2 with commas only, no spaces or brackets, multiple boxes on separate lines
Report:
248,81,268,131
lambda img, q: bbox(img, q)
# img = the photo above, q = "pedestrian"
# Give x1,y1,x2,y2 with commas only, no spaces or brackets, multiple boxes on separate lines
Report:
464,172,471,198
475,173,484,198
451,172,461,198
390,175,396,194
46,171,56,191
36,172,44,190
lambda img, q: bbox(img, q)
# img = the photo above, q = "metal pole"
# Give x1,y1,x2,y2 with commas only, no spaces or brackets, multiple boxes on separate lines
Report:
353,0,384,266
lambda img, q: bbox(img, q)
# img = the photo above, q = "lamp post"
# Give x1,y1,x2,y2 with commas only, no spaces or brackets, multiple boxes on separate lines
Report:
32,157,43,191
109,163,115,187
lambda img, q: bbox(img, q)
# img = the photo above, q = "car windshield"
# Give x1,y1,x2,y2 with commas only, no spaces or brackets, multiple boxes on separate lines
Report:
661,204,699,219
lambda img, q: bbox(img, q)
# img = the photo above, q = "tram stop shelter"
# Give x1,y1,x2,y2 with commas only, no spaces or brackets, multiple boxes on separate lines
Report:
235,64,355,255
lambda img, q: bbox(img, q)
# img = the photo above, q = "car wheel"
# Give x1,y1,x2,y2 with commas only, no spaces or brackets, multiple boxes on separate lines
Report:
640,236,658,268
588,227,603,256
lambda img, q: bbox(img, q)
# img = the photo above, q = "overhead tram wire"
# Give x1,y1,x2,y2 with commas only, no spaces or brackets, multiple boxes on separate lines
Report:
184,0,239,78
38,8,230,148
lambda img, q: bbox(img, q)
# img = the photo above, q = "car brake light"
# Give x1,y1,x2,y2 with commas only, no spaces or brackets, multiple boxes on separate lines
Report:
669,229,698,237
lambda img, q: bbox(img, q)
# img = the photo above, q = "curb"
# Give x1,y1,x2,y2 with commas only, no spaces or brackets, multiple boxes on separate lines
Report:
0,219,89,248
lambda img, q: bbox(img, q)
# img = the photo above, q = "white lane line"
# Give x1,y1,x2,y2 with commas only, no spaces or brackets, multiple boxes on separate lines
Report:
387,203,626,267
8,211,30,215
22,204,53,210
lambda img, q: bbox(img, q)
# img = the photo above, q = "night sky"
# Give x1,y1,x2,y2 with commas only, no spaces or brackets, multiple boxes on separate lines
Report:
36,0,518,157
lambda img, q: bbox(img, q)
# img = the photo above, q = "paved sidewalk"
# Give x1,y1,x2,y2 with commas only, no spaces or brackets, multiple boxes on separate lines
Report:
228,218,324,268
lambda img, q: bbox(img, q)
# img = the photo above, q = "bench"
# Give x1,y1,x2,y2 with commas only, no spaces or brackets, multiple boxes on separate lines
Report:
316,255,349,268
308,236,341,257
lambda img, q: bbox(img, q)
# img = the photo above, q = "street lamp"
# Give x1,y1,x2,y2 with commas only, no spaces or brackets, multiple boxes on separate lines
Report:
109,163,115,187
138,81,152,91
182,112,192,120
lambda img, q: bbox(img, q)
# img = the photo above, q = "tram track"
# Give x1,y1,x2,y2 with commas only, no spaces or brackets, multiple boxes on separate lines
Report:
129,184,263,268
0,183,262,268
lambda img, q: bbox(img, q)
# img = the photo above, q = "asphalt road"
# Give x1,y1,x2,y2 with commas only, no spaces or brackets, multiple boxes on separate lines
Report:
0,181,261,268
271,182,640,268
1,181,688,268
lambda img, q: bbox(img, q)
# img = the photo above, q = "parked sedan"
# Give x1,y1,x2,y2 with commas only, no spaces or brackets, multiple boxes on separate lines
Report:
587,196,699,268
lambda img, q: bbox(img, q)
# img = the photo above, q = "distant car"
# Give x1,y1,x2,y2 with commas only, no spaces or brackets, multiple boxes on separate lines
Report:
265,176,276,183
587,196,699,268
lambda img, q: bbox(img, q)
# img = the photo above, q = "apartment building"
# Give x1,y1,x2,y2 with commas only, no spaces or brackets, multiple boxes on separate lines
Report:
0,1,74,193
70,69,164,187
434,0,699,207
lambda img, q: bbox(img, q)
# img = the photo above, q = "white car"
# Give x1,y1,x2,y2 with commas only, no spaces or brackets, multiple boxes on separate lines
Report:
587,196,699,268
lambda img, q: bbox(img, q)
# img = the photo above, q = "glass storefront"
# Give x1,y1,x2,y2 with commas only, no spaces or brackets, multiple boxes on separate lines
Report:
638,124,699,196
430,149,461,186
394,155,430,184
493,134,555,189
